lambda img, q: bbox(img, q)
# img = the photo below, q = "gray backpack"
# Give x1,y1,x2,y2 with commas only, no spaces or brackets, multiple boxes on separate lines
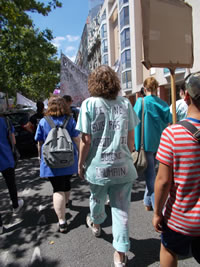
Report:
42,116,74,168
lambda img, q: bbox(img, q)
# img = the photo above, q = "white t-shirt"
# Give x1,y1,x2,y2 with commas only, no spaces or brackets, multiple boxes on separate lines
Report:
170,99,188,121
76,96,139,185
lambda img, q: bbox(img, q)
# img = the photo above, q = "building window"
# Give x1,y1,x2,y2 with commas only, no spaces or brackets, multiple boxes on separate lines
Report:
119,0,129,9
163,68,170,74
101,9,106,22
120,6,129,29
150,68,156,75
121,49,131,70
101,24,107,39
120,28,130,50
101,39,108,53
102,54,108,65
122,70,132,89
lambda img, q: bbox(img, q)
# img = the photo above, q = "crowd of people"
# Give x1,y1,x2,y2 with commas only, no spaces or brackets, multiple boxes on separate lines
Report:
0,66,200,267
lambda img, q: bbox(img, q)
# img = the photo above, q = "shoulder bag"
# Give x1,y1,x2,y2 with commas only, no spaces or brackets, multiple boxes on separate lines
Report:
132,98,148,175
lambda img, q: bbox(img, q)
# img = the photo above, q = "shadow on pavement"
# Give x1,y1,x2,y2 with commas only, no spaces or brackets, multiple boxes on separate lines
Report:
0,258,60,267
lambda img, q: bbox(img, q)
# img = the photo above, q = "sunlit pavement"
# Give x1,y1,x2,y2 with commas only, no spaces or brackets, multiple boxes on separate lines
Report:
0,156,197,267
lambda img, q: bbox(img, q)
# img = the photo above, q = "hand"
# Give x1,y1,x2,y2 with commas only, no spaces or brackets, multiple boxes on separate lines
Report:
78,165,85,180
152,213,164,233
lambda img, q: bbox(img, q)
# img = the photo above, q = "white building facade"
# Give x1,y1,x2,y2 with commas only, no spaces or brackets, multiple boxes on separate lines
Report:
98,0,200,102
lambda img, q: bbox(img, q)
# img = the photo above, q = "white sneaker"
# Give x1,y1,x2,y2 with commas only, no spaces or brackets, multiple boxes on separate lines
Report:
0,226,3,234
13,199,24,214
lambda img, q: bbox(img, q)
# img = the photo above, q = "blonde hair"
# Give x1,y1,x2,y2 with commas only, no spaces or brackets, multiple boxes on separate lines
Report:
143,77,159,93
45,95,70,117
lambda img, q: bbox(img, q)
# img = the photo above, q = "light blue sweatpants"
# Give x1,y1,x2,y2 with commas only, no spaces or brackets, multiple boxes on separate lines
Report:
89,181,133,253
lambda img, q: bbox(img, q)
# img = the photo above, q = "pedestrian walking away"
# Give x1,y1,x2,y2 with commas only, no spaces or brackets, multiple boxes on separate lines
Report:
134,77,172,211
63,95,79,122
153,71,200,267
0,115,24,234
76,65,139,267
24,100,45,134
34,95,80,233
170,82,188,122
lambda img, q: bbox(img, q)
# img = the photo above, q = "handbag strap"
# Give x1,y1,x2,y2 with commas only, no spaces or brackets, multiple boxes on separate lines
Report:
141,98,145,148
177,120,200,143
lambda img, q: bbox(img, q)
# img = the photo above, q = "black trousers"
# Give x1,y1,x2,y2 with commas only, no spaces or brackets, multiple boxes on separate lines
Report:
0,167,19,226
2,167,18,209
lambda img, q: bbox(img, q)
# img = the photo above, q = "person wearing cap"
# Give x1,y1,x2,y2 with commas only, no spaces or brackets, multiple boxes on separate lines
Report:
170,82,188,121
153,72,200,266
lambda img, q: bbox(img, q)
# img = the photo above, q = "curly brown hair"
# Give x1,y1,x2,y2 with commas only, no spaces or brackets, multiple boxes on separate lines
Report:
45,95,70,117
88,65,121,100
143,77,159,93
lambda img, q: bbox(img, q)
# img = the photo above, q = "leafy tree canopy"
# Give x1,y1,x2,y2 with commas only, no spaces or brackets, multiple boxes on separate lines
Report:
0,0,62,101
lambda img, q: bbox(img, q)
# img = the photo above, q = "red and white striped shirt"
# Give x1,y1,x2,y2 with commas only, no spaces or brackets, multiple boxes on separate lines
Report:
156,119,200,236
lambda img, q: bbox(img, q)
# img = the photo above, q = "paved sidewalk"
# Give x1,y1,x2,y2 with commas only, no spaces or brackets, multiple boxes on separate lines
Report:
0,157,198,267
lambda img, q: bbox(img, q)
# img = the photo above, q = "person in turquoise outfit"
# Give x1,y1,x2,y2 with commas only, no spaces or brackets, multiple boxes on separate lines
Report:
134,77,172,211
76,65,139,267
35,95,80,233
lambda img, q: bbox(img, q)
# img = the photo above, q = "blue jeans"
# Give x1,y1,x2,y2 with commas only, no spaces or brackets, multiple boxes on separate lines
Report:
89,182,133,253
143,152,156,209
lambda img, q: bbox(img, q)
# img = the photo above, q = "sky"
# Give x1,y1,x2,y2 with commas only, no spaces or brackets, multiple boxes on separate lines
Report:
30,1,90,62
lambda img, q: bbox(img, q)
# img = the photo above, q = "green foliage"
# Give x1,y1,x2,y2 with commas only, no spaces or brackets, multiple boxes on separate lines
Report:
0,0,62,101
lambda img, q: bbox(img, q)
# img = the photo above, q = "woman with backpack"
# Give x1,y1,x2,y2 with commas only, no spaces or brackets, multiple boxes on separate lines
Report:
35,95,80,233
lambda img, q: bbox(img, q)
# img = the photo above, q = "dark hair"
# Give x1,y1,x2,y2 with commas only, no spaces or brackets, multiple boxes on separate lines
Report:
140,87,146,97
45,95,70,117
88,65,121,100
63,95,72,103
36,101,44,113
180,82,186,93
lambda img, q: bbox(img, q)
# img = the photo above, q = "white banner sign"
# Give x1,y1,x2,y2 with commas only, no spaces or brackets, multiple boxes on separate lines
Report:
60,53,89,107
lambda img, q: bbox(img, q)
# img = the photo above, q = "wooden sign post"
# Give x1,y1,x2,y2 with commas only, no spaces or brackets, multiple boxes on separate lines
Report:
140,0,193,124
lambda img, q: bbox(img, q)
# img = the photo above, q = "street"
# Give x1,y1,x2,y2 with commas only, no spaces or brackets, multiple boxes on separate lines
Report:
0,155,197,267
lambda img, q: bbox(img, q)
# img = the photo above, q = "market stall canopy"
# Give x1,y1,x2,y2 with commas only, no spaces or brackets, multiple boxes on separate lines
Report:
17,93,36,110
140,0,193,70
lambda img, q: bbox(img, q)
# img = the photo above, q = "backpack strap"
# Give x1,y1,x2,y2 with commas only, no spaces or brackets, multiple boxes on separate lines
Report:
177,120,200,143
44,116,56,129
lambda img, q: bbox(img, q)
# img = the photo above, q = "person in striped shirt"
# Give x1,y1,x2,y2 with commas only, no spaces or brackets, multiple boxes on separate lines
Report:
153,72,200,267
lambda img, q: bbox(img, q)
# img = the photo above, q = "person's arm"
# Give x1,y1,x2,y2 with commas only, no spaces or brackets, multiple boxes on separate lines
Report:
72,136,80,153
11,133,16,145
23,121,35,133
127,129,135,152
78,133,91,179
37,141,43,161
152,162,173,233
